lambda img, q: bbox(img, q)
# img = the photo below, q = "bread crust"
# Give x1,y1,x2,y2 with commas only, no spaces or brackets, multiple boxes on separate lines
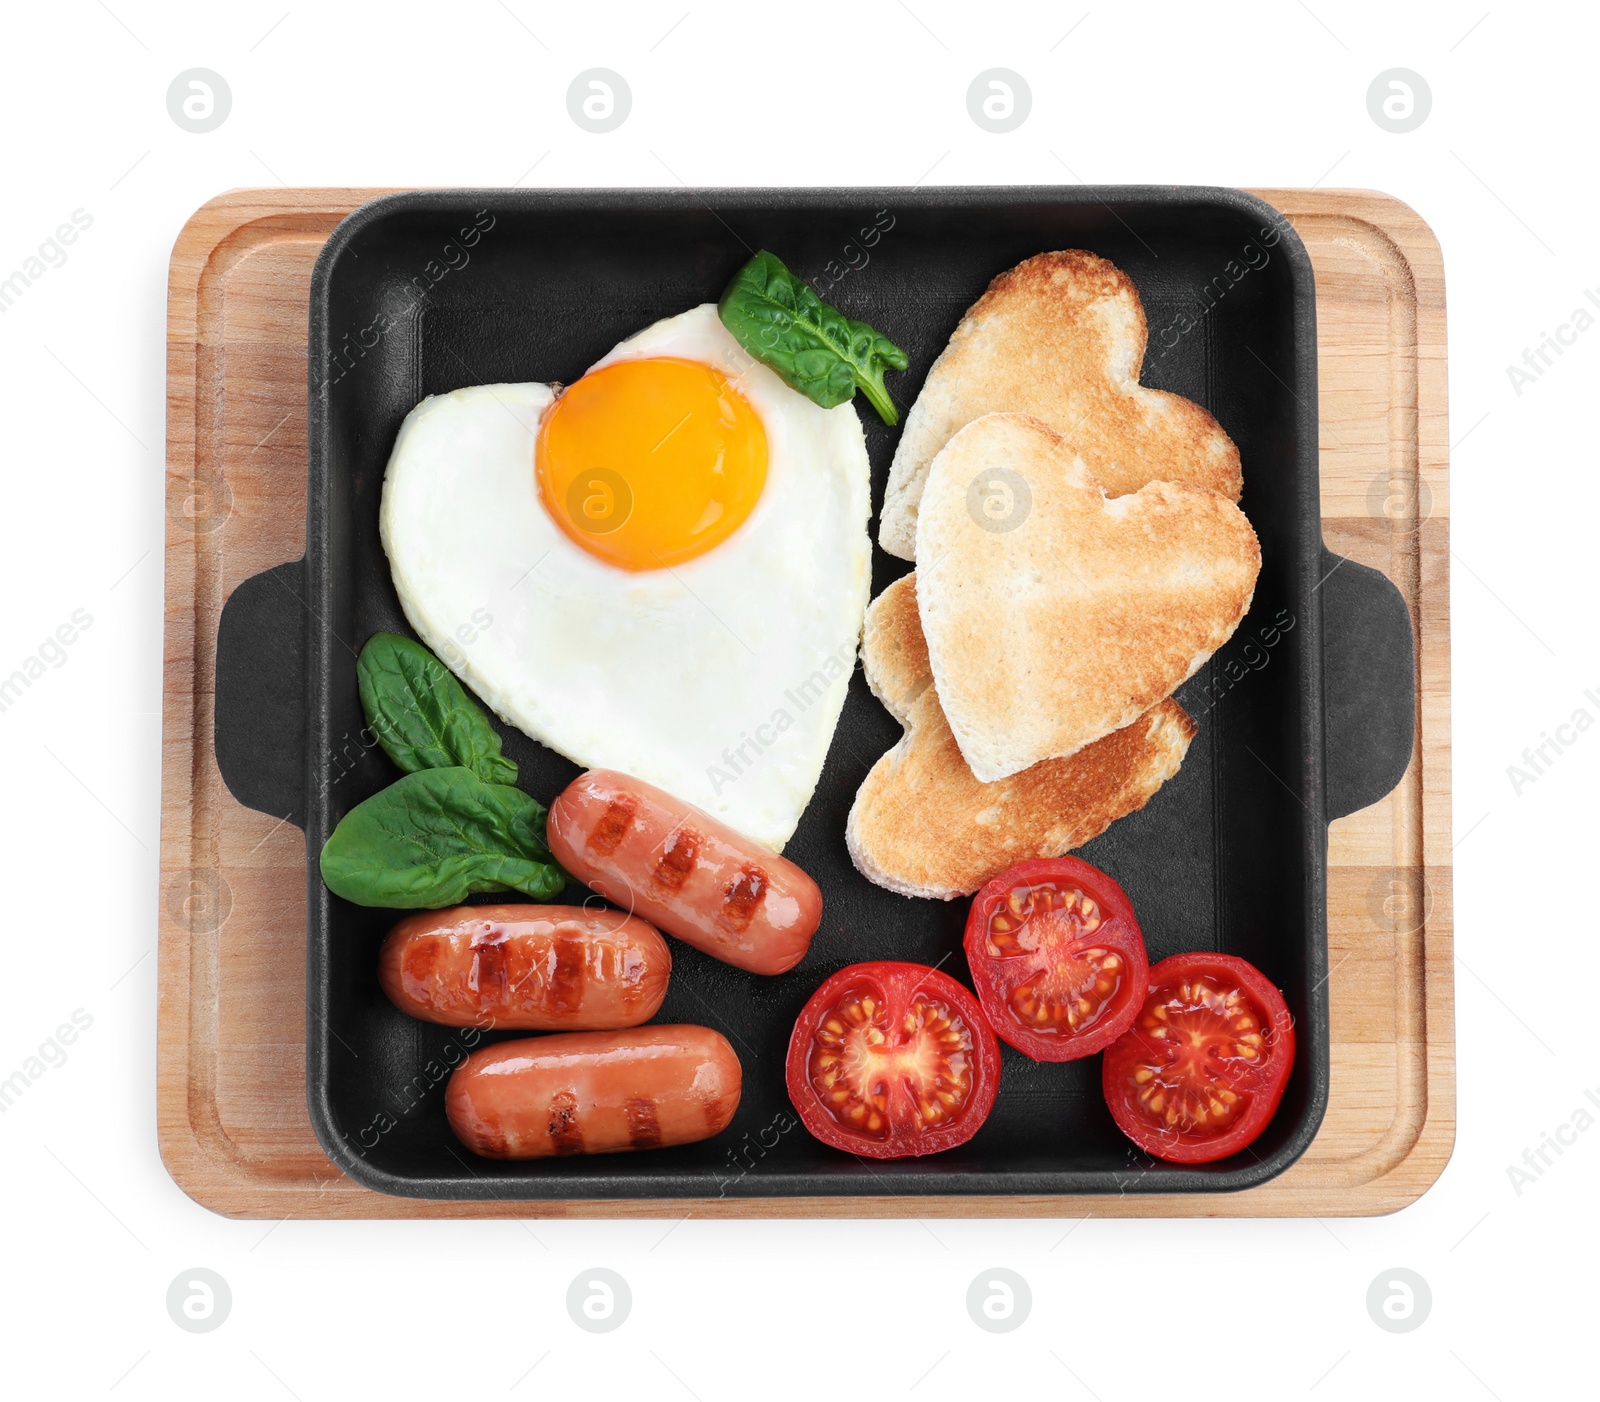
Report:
915,412,1258,782
846,573,1197,900
880,250,1242,560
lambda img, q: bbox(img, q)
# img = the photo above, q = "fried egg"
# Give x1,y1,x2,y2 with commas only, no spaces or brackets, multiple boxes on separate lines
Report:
379,305,872,851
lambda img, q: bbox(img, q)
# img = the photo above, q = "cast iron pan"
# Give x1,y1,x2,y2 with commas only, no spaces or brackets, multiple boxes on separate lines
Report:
214,187,1415,1199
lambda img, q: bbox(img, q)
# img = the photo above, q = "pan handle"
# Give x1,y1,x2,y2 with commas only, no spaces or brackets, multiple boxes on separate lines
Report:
1319,548,1416,821
214,559,308,829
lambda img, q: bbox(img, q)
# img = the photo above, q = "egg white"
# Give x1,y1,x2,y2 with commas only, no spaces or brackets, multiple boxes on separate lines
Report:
379,304,872,851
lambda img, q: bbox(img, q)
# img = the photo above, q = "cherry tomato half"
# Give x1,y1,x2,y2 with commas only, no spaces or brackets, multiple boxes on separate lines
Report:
1102,952,1296,1164
962,857,1149,1062
786,961,1001,1159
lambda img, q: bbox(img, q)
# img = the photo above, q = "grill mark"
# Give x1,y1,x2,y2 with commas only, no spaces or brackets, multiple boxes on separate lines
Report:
402,936,442,989
697,1087,734,1135
468,930,509,1009
624,1097,662,1150
548,935,585,1012
650,826,702,896
587,793,639,857
716,863,767,934
547,1090,583,1155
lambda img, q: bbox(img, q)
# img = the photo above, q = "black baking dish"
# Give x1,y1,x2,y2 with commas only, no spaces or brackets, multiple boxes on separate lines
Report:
214,187,1415,1201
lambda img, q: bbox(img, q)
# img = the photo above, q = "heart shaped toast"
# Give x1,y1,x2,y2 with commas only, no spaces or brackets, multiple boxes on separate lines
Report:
878,249,1242,560
916,412,1259,783
847,573,1196,899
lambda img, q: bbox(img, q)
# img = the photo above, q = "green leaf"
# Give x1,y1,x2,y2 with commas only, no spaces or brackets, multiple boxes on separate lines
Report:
319,767,566,908
717,250,909,425
357,632,518,785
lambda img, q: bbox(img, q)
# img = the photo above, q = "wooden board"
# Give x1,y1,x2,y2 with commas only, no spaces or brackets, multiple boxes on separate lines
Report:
159,187,1452,1217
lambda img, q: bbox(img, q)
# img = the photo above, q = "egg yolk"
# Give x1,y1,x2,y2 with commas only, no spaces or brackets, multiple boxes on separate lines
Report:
535,357,768,571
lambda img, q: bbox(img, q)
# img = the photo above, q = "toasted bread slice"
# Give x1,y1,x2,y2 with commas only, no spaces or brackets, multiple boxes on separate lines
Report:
848,573,1197,899
879,250,1241,560
916,412,1257,782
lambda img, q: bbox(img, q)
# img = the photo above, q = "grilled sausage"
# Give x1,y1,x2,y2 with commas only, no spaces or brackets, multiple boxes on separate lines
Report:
378,904,670,1031
546,769,822,976
445,1025,741,1159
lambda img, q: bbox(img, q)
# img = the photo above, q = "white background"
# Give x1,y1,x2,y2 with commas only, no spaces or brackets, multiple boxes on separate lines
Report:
0,1,1591,1397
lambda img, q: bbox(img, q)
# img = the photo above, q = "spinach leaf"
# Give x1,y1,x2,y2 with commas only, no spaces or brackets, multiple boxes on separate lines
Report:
717,250,909,425
319,767,566,908
357,632,518,786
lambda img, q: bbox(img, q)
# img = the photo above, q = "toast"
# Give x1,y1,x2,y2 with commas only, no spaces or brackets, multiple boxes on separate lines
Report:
916,412,1258,782
847,572,1196,899
879,250,1241,560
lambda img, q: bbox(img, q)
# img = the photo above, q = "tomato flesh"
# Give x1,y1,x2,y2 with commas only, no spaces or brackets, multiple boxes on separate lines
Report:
1102,952,1295,1164
787,962,1001,1158
963,858,1149,1061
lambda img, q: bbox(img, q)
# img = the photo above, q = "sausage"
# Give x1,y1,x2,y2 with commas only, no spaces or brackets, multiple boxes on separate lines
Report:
445,1025,741,1159
377,904,670,1031
546,769,822,976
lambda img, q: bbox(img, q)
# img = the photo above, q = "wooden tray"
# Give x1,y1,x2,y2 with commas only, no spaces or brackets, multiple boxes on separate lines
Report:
159,187,1452,1218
